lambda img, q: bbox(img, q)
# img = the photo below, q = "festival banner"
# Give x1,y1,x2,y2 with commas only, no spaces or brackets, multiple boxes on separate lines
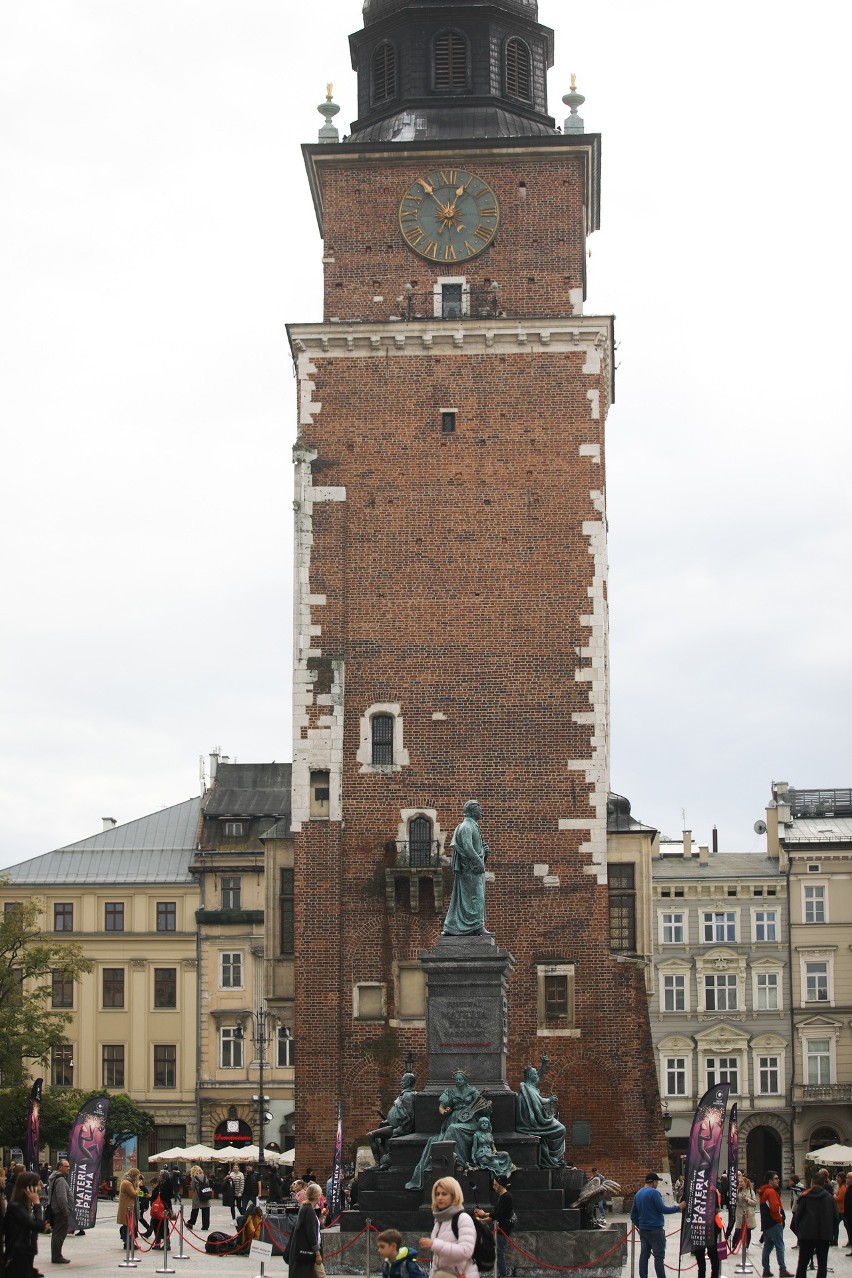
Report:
327,1101,344,1223
68,1094,111,1230
726,1104,739,1236
680,1082,730,1255
25,1078,42,1172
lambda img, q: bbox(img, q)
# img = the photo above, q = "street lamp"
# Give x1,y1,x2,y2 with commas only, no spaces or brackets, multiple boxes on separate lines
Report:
235,1007,277,1173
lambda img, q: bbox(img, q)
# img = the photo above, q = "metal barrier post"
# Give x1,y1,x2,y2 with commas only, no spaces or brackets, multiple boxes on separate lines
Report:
366,1218,372,1278
119,1214,139,1268
173,1205,190,1261
156,1215,176,1274
631,1228,636,1278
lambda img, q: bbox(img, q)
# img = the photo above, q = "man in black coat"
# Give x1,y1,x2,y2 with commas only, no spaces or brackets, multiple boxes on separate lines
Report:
792,1171,838,1278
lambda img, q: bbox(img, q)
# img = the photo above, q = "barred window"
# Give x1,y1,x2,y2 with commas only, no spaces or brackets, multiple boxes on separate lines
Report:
434,30,468,91
608,863,636,952
505,37,532,101
409,816,434,867
371,714,394,765
372,41,397,104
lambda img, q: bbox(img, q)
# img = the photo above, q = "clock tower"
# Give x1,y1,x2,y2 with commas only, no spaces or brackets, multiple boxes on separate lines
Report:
288,0,665,1182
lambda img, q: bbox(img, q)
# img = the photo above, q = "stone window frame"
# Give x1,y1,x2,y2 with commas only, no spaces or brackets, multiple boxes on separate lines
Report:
658,958,691,1015
700,908,739,944
694,947,746,1015
751,1034,787,1098
799,947,835,1007
357,703,409,774
504,35,533,103
391,960,427,1027
535,962,578,1038
219,1024,245,1070
705,1053,741,1095
658,1035,694,1100
102,1043,125,1090
751,959,784,1013
751,906,779,943
433,275,470,320
102,966,126,1010
695,1024,750,1097
797,1016,841,1085
658,908,686,945
353,981,387,1023
219,950,244,991
802,881,828,925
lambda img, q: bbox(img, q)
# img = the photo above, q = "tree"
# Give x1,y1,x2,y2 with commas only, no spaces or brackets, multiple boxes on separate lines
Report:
0,1087,155,1165
0,892,92,1086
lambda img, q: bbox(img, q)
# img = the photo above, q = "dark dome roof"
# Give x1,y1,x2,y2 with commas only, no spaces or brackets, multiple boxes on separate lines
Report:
349,105,556,143
363,0,539,22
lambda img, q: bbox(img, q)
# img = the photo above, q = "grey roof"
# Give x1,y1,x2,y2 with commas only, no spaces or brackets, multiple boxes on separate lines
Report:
653,852,782,880
607,793,657,835
259,819,292,840
3,797,201,885
782,816,852,844
204,763,292,818
363,0,539,20
349,105,557,143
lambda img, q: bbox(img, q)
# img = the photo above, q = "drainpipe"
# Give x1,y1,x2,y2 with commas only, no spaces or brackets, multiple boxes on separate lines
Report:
786,853,795,1174
195,856,206,1143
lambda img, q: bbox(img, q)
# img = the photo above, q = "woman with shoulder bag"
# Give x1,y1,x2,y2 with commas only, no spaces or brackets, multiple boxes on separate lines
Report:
187,1164,211,1232
731,1172,758,1253
286,1183,326,1278
117,1168,144,1246
418,1176,479,1278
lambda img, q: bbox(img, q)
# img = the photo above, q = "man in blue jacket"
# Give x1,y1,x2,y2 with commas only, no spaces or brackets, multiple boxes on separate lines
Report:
630,1172,686,1278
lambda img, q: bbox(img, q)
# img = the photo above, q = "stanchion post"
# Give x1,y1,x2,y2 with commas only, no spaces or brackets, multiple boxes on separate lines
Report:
631,1228,636,1278
173,1205,190,1261
156,1214,176,1274
119,1213,139,1268
366,1218,372,1278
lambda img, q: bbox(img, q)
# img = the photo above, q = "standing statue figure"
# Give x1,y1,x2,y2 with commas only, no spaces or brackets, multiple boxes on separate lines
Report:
517,1057,566,1168
442,799,489,936
405,1070,491,1190
469,1116,516,1179
367,1072,416,1167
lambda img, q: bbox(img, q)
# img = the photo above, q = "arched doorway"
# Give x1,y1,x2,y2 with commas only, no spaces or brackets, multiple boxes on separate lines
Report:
747,1126,783,1189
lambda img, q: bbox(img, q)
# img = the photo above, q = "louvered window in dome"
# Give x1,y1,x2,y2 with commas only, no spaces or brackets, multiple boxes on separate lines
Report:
506,37,532,101
372,41,397,104
434,31,468,91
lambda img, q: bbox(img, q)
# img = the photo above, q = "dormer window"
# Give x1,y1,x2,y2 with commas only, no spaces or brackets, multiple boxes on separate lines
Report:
223,821,244,838
371,41,397,104
505,37,532,102
433,30,468,92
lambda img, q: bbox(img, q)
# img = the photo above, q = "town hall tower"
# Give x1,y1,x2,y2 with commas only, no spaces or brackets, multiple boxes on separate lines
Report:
289,0,664,1182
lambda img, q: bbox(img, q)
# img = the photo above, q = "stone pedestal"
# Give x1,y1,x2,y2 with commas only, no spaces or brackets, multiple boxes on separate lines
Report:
421,932,515,1092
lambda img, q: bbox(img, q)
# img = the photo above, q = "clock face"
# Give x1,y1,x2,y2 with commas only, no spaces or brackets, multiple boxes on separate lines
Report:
399,167,500,263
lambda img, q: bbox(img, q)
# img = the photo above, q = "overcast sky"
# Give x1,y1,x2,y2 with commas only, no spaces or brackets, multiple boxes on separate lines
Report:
2,0,850,867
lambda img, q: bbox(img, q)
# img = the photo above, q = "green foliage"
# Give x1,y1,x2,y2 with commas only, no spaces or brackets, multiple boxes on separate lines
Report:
0,892,92,1086
0,1087,155,1162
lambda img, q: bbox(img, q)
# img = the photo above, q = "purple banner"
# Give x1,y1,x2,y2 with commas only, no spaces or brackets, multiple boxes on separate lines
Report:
727,1104,739,1236
25,1078,42,1172
327,1101,343,1222
680,1083,730,1255
68,1095,110,1230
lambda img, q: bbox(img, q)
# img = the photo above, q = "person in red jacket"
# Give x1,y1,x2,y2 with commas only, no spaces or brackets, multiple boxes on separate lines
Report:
759,1171,793,1278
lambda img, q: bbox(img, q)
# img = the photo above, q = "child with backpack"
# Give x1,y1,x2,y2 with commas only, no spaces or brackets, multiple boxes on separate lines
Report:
377,1228,429,1278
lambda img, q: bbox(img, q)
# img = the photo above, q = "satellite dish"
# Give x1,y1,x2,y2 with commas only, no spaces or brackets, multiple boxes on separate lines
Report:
754,819,767,835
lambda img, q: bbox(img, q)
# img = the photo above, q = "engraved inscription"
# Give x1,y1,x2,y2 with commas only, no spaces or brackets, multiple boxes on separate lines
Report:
433,1000,493,1049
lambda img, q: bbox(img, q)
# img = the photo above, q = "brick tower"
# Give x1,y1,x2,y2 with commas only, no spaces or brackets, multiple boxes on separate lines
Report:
289,0,665,1183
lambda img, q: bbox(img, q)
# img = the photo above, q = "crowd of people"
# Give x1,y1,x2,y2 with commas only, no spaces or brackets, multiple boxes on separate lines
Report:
632,1164,852,1278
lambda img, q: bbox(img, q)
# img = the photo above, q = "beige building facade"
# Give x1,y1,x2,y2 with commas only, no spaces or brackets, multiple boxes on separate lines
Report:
768,782,852,1173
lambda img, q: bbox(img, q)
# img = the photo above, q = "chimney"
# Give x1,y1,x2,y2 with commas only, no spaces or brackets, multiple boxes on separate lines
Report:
209,751,220,783
102,817,117,831
712,826,719,856
683,829,692,858
697,843,709,864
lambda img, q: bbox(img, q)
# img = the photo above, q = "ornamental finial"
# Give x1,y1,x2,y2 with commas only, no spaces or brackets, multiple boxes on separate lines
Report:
562,74,586,135
318,83,341,144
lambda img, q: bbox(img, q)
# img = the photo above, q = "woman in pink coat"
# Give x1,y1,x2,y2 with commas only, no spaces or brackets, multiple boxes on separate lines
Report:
419,1176,479,1278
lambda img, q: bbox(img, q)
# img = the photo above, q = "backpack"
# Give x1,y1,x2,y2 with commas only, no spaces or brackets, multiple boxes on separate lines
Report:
450,1211,497,1269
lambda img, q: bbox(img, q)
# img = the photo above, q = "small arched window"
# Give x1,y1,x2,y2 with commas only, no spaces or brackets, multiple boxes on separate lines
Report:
505,37,532,101
371,41,397,104
408,816,434,867
371,714,394,765
434,30,469,91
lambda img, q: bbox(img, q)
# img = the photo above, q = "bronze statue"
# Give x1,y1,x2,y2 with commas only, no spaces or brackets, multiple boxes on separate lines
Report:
442,799,489,936
405,1069,491,1189
517,1056,566,1167
367,1071,416,1167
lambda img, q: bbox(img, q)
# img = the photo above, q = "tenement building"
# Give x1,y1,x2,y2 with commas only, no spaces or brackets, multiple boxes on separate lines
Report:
767,782,852,1173
650,832,792,1185
288,0,665,1178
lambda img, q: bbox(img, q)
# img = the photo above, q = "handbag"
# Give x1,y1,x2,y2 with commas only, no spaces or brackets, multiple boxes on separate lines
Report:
314,1260,328,1278
151,1195,165,1220
716,1238,728,1260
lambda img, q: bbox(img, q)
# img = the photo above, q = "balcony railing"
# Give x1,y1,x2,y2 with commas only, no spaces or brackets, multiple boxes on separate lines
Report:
398,288,505,322
393,839,443,868
793,1083,852,1103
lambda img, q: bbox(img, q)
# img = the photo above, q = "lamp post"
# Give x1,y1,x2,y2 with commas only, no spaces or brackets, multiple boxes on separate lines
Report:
236,1007,277,1174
